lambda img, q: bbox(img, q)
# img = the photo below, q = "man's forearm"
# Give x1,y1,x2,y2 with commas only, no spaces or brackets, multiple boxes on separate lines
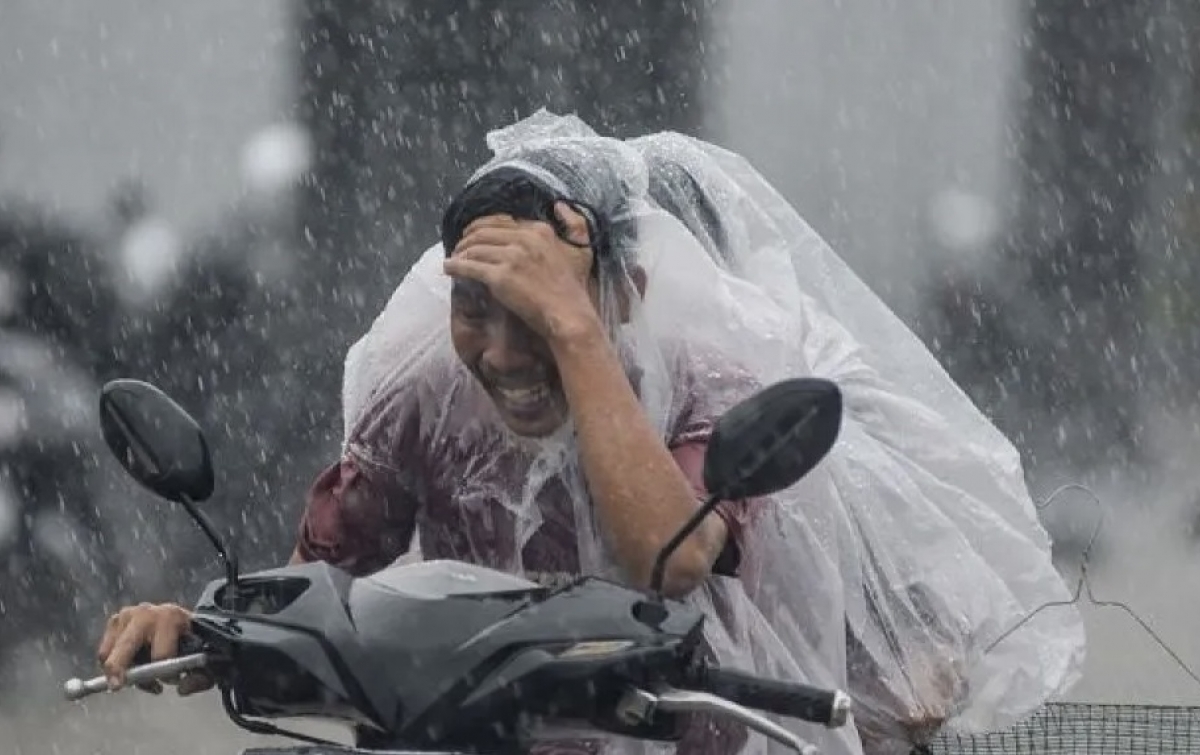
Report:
548,317,726,597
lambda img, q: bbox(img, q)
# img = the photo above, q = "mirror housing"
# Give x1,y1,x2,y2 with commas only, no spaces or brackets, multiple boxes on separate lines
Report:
99,379,239,603
100,379,215,504
702,377,842,500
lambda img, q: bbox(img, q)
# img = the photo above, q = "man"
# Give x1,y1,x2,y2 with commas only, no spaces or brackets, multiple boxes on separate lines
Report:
97,112,1080,755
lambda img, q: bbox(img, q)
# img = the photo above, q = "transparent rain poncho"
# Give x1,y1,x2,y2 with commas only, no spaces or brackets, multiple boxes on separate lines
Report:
337,110,1085,755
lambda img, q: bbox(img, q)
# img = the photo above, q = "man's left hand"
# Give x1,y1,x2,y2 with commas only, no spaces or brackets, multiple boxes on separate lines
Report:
444,202,599,341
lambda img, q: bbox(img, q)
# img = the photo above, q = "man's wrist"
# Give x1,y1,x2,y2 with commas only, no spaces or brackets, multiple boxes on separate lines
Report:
545,309,607,355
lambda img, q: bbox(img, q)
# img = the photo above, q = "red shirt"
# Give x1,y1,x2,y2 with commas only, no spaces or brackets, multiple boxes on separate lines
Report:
296,351,757,580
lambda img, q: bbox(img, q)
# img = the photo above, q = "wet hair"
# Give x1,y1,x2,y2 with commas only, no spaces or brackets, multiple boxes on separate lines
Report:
440,148,640,281
644,157,733,266
441,167,594,254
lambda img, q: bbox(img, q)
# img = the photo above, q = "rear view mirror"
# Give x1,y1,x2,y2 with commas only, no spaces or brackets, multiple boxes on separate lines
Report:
645,378,843,605
99,379,214,504
702,378,842,500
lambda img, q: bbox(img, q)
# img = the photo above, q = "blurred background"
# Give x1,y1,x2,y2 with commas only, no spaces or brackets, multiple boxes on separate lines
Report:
2,0,1200,752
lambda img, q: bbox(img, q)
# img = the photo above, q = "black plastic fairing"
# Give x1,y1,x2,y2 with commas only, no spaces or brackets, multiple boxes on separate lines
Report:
240,748,461,755
362,559,542,597
192,616,375,728
195,560,706,749
194,560,555,733
391,578,703,747
450,643,691,743
194,561,386,728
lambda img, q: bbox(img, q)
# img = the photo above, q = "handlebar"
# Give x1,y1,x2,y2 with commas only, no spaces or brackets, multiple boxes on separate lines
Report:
63,652,210,701
63,640,848,755
620,687,822,755
690,665,851,728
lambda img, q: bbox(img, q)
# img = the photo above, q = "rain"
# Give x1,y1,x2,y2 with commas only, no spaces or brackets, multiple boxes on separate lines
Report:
1,0,1199,753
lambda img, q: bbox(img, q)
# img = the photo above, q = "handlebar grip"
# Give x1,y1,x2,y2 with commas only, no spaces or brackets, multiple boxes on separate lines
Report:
131,633,205,666
695,666,852,728
64,652,210,701
65,634,211,702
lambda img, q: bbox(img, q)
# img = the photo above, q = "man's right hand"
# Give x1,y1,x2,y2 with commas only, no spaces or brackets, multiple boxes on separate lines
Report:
97,602,212,695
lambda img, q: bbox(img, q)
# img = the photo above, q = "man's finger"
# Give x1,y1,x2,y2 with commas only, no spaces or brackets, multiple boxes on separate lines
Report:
97,611,127,664
451,243,520,264
103,615,155,688
135,680,164,695
458,225,524,250
463,214,518,235
149,613,184,662
444,257,501,285
177,670,216,697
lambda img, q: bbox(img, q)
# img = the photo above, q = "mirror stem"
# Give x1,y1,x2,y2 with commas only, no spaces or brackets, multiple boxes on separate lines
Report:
648,492,722,599
179,493,240,607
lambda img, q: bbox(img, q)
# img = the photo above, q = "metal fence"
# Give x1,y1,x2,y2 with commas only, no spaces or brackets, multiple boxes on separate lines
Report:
917,703,1200,755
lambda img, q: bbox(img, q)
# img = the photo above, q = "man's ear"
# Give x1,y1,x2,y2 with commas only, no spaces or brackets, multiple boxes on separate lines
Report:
618,265,648,324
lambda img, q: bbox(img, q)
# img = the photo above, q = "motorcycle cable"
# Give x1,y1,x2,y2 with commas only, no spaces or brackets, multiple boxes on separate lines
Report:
221,685,344,747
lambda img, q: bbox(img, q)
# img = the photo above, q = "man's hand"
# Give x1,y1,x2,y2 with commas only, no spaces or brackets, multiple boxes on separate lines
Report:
444,203,599,342
851,644,968,751
97,602,213,695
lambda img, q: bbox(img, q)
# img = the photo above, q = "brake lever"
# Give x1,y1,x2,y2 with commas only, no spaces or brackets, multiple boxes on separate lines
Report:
618,687,821,755
64,652,210,701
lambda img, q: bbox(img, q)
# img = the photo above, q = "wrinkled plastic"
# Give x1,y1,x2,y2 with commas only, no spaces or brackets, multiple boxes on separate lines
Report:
631,130,1086,750
339,110,1085,755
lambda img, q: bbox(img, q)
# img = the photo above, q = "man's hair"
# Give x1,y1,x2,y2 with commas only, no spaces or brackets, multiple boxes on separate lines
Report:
440,145,641,281
441,168,567,253
644,155,733,267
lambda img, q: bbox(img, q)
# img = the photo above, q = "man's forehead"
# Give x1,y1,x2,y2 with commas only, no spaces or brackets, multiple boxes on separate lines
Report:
465,213,518,229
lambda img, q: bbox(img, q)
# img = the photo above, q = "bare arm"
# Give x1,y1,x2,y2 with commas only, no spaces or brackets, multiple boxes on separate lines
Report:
549,318,728,598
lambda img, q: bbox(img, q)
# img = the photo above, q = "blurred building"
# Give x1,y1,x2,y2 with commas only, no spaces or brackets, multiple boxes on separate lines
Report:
0,1,292,230
1,0,1021,343
712,0,1020,322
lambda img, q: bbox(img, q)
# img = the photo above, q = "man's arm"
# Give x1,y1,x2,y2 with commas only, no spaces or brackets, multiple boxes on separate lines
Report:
446,205,732,598
549,319,729,598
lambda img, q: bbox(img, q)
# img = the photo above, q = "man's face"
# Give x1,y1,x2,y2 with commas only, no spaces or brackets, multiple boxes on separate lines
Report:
450,276,572,437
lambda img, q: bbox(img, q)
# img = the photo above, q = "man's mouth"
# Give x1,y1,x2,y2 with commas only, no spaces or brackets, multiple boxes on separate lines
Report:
494,383,553,414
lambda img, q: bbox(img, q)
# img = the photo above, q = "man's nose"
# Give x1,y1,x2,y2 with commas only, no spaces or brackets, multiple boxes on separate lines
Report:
482,316,540,375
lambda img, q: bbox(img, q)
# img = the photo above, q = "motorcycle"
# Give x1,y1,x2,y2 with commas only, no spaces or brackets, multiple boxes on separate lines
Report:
64,376,853,755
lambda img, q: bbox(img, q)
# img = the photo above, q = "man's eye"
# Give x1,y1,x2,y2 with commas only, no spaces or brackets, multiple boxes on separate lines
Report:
452,280,494,320
452,296,489,320
451,278,496,321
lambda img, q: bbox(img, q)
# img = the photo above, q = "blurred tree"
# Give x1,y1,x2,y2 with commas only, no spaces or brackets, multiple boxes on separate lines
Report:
931,0,1185,483
1143,4,1200,534
0,201,114,375
1144,3,1200,419
265,0,715,558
